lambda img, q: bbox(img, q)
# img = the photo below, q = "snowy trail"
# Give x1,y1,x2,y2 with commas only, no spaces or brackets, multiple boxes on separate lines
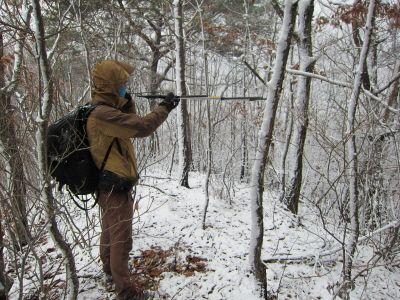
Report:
9,172,399,299
75,174,260,300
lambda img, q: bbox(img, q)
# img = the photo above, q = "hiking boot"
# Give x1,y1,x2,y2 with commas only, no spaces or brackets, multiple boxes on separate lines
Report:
101,273,114,292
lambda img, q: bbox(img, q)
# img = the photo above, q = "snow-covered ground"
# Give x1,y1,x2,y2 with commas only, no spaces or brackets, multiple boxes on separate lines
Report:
8,171,400,299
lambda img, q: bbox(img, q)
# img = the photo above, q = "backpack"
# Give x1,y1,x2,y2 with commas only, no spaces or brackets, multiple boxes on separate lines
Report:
47,104,114,201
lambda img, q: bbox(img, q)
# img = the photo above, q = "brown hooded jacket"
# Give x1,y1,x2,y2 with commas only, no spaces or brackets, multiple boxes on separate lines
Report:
86,60,169,182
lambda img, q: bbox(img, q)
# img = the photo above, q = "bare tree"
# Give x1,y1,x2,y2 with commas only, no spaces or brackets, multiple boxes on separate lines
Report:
351,0,372,92
249,0,298,296
195,0,212,229
341,0,376,296
173,0,192,188
32,0,79,298
284,0,315,214
0,1,32,247
279,76,294,202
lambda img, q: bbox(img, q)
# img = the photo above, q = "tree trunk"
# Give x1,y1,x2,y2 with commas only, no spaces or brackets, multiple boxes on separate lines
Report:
284,0,315,215
0,30,29,248
0,213,11,300
249,0,297,296
382,60,400,122
351,1,371,92
341,0,376,296
32,0,79,298
240,69,248,182
147,19,164,155
279,78,294,202
0,229,4,300
240,116,248,181
197,1,212,229
174,0,191,188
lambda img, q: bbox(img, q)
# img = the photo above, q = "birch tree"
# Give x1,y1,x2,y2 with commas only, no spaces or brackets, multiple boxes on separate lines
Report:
249,0,298,295
195,0,212,229
279,77,294,202
350,0,372,92
173,0,192,188
284,0,315,214
32,0,79,298
341,0,376,295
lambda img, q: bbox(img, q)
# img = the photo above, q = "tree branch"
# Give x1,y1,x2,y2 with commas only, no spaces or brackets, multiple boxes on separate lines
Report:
117,0,156,51
375,71,400,94
263,219,400,264
286,69,400,114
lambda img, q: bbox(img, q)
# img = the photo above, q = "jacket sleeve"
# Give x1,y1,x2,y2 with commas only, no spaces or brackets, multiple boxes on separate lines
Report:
91,105,169,138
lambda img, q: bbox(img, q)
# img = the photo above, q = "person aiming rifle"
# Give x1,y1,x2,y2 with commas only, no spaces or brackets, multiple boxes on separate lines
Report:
87,60,178,300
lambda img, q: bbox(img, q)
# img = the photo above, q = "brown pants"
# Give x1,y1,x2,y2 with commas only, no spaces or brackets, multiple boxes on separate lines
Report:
99,190,133,297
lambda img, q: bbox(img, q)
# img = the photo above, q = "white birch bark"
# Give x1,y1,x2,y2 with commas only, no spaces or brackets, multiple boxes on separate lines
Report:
196,1,212,229
284,0,314,214
173,0,191,188
342,0,376,293
32,0,79,298
279,79,294,202
249,0,298,293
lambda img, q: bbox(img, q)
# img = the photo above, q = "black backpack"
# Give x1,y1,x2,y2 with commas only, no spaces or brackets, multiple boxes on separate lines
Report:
47,104,114,204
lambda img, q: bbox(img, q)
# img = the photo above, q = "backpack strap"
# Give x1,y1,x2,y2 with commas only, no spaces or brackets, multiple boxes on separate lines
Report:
88,138,116,210
115,139,123,155
73,138,116,211
100,138,116,172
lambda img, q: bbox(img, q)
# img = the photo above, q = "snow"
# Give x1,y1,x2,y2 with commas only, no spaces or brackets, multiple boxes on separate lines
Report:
7,170,399,299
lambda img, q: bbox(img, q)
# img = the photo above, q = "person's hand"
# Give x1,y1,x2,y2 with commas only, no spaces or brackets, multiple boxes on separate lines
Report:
124,91,133,102
159,92,180,111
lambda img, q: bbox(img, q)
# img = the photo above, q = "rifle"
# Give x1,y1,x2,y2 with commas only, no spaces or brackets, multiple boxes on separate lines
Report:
135,94,266,101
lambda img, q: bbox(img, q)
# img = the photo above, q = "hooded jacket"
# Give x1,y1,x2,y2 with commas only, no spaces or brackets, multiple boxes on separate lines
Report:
86,60,169,183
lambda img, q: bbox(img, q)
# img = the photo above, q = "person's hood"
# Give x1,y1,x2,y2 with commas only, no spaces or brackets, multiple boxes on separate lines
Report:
91,60,134,108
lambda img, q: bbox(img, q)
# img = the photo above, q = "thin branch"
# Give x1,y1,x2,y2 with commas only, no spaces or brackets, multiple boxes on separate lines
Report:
375,71,400,95
242,60,267,86
263,219,400,264
117,0,156,51
286,69,400,114
270,0,284,19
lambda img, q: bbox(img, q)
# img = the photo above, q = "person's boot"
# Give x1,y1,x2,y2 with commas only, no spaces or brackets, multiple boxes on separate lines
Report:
101,273,114,292
118,287,154,300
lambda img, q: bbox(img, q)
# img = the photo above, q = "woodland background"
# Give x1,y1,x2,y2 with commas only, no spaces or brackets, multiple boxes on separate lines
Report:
0,0,399,299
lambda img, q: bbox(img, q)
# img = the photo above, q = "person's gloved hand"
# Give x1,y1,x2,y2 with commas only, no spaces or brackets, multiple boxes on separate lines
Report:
124,91,133,102
159,92,180,111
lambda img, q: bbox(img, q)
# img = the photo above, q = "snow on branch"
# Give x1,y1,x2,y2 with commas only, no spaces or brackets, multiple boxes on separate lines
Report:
263,219,399,264
286,68,400,114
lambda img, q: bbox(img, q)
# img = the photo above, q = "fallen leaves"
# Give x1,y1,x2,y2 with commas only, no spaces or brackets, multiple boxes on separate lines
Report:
130,245,208,290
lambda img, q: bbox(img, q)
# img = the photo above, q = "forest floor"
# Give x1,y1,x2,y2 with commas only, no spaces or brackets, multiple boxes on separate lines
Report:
8,170,400,299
